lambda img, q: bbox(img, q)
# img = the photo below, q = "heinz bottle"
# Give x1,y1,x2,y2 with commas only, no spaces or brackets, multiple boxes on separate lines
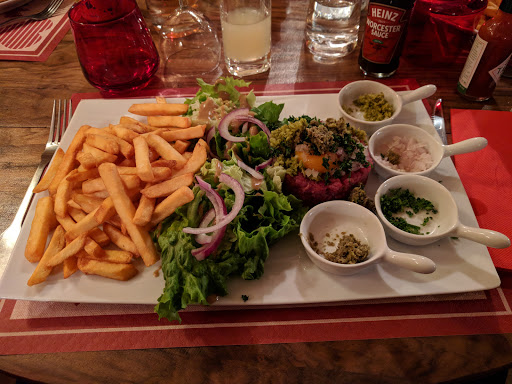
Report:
457,0,512,101
358,0,416,77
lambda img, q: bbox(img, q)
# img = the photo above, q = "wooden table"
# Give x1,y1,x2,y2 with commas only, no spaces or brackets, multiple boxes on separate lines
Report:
1,1,511,382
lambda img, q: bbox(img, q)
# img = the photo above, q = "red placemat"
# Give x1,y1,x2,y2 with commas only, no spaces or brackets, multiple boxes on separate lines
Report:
0,0,73,62
4,79,505,356
451,109,512,271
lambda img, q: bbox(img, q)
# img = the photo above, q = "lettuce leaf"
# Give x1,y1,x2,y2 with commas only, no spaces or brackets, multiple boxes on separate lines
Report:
185,77,255,109
252,101,284,131
154,167,307,322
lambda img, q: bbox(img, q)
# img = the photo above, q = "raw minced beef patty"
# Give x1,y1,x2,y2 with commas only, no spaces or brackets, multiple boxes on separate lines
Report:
283,160,373,207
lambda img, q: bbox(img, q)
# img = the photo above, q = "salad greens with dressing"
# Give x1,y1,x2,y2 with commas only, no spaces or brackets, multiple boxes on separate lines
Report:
153,77,306,322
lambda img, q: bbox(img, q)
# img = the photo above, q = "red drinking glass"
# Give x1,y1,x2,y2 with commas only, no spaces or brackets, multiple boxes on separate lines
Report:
68,0,160,95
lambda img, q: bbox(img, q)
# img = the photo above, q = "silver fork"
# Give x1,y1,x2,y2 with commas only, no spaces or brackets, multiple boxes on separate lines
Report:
0,100,72,276
0,0,65,28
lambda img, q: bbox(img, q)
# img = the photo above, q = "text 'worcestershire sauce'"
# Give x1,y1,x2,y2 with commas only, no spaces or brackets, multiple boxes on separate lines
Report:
358,0,416,77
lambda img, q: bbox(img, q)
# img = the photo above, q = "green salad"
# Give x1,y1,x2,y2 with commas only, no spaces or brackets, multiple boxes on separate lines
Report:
152,78,306,322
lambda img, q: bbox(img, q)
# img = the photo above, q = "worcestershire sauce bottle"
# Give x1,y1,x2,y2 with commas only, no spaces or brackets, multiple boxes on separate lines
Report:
359,0,416,77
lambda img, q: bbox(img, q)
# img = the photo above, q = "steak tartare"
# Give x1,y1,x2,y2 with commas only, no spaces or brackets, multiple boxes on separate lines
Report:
269,116,373,206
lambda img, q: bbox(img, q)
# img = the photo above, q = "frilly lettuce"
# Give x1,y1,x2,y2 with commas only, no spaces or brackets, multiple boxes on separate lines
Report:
153,160,306,322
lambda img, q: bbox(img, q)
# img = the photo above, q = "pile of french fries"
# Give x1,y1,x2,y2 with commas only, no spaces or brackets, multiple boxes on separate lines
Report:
25,97,208,286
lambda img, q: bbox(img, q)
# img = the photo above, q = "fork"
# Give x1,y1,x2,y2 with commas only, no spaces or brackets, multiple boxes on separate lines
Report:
0,0,65,28
0,100,71,276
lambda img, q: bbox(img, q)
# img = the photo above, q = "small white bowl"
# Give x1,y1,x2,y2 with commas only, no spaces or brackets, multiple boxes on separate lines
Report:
375,174,510,248
338,80,436,136
369,124,488,180
299,200,436,275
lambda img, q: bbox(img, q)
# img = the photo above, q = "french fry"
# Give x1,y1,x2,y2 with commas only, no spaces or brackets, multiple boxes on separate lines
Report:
82,143,118,165
63,256,78,279
145,134,187,168
54,170,76,218
48,125,89,195
86,127,134,158
85,133,120,155
141,172,194,199
149,186,195,227
67,168,100,183
173,140,190,154
33,148,65,193
81,249,134,264
27,225,66,286
155,96,167,104
68,207,110,246
152,167,173,182
172,139,208,177
150,159,177,169
82,174,140,195
76,152,98,170
71,192,104,213
65,207,100,242
161,125,206,142
98,163,159,266
119,116,156,132
128,103,188,116
67,199,82,210
133,136,154,182
133,194,155,226
47,233,87,267
147,115,191,128
84,237,107,259
25,196,57,262
103,223,139,256
77,258,138,281
56,214,76,232
111,125,140,142
117,158,136,167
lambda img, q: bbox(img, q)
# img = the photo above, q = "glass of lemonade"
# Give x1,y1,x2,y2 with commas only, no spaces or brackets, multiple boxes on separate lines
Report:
220,0,271,77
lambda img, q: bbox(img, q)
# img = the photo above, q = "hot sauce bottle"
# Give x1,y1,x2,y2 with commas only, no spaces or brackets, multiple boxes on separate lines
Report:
358,0,416,78
457,0,512,101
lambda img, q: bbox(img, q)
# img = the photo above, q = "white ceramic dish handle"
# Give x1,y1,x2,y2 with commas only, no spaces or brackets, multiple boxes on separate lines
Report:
453,224,510,248
443,137,488,157
400,85,437,106
383,249,436,274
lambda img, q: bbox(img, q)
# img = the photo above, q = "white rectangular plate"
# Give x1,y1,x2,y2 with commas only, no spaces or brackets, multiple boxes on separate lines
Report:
0,93,500,306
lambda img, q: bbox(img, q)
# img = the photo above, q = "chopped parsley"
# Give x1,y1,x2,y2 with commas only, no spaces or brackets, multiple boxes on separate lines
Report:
380,188,438,235
241,295,249,302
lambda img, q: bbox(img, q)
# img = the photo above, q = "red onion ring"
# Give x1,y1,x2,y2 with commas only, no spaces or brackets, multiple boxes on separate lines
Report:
236,116,270,140
218,108,250,143
236,157,264,180
255,158,274,172
183,174,244,235
195,208,216,245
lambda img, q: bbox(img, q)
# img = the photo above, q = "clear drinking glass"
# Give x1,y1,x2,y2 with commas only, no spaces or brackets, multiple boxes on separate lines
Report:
159,0,221,76
220,0,272,77
68,0,159,96
305,0,362,63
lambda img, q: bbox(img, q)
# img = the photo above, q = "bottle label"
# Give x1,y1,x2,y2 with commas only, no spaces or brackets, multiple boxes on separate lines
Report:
361,3,409,64
489,53,512,84
457,35,488,94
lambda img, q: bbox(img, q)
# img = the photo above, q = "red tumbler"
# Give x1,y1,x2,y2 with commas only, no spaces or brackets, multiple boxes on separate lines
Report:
68,0,159,95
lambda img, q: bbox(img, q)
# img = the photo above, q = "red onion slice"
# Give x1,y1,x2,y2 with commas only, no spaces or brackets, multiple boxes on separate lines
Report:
217,108,250,143
183,173,244,235
236,157,264,180
236,116,270,140
195,208,216,245
191,225,226,260
255,158,274,172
